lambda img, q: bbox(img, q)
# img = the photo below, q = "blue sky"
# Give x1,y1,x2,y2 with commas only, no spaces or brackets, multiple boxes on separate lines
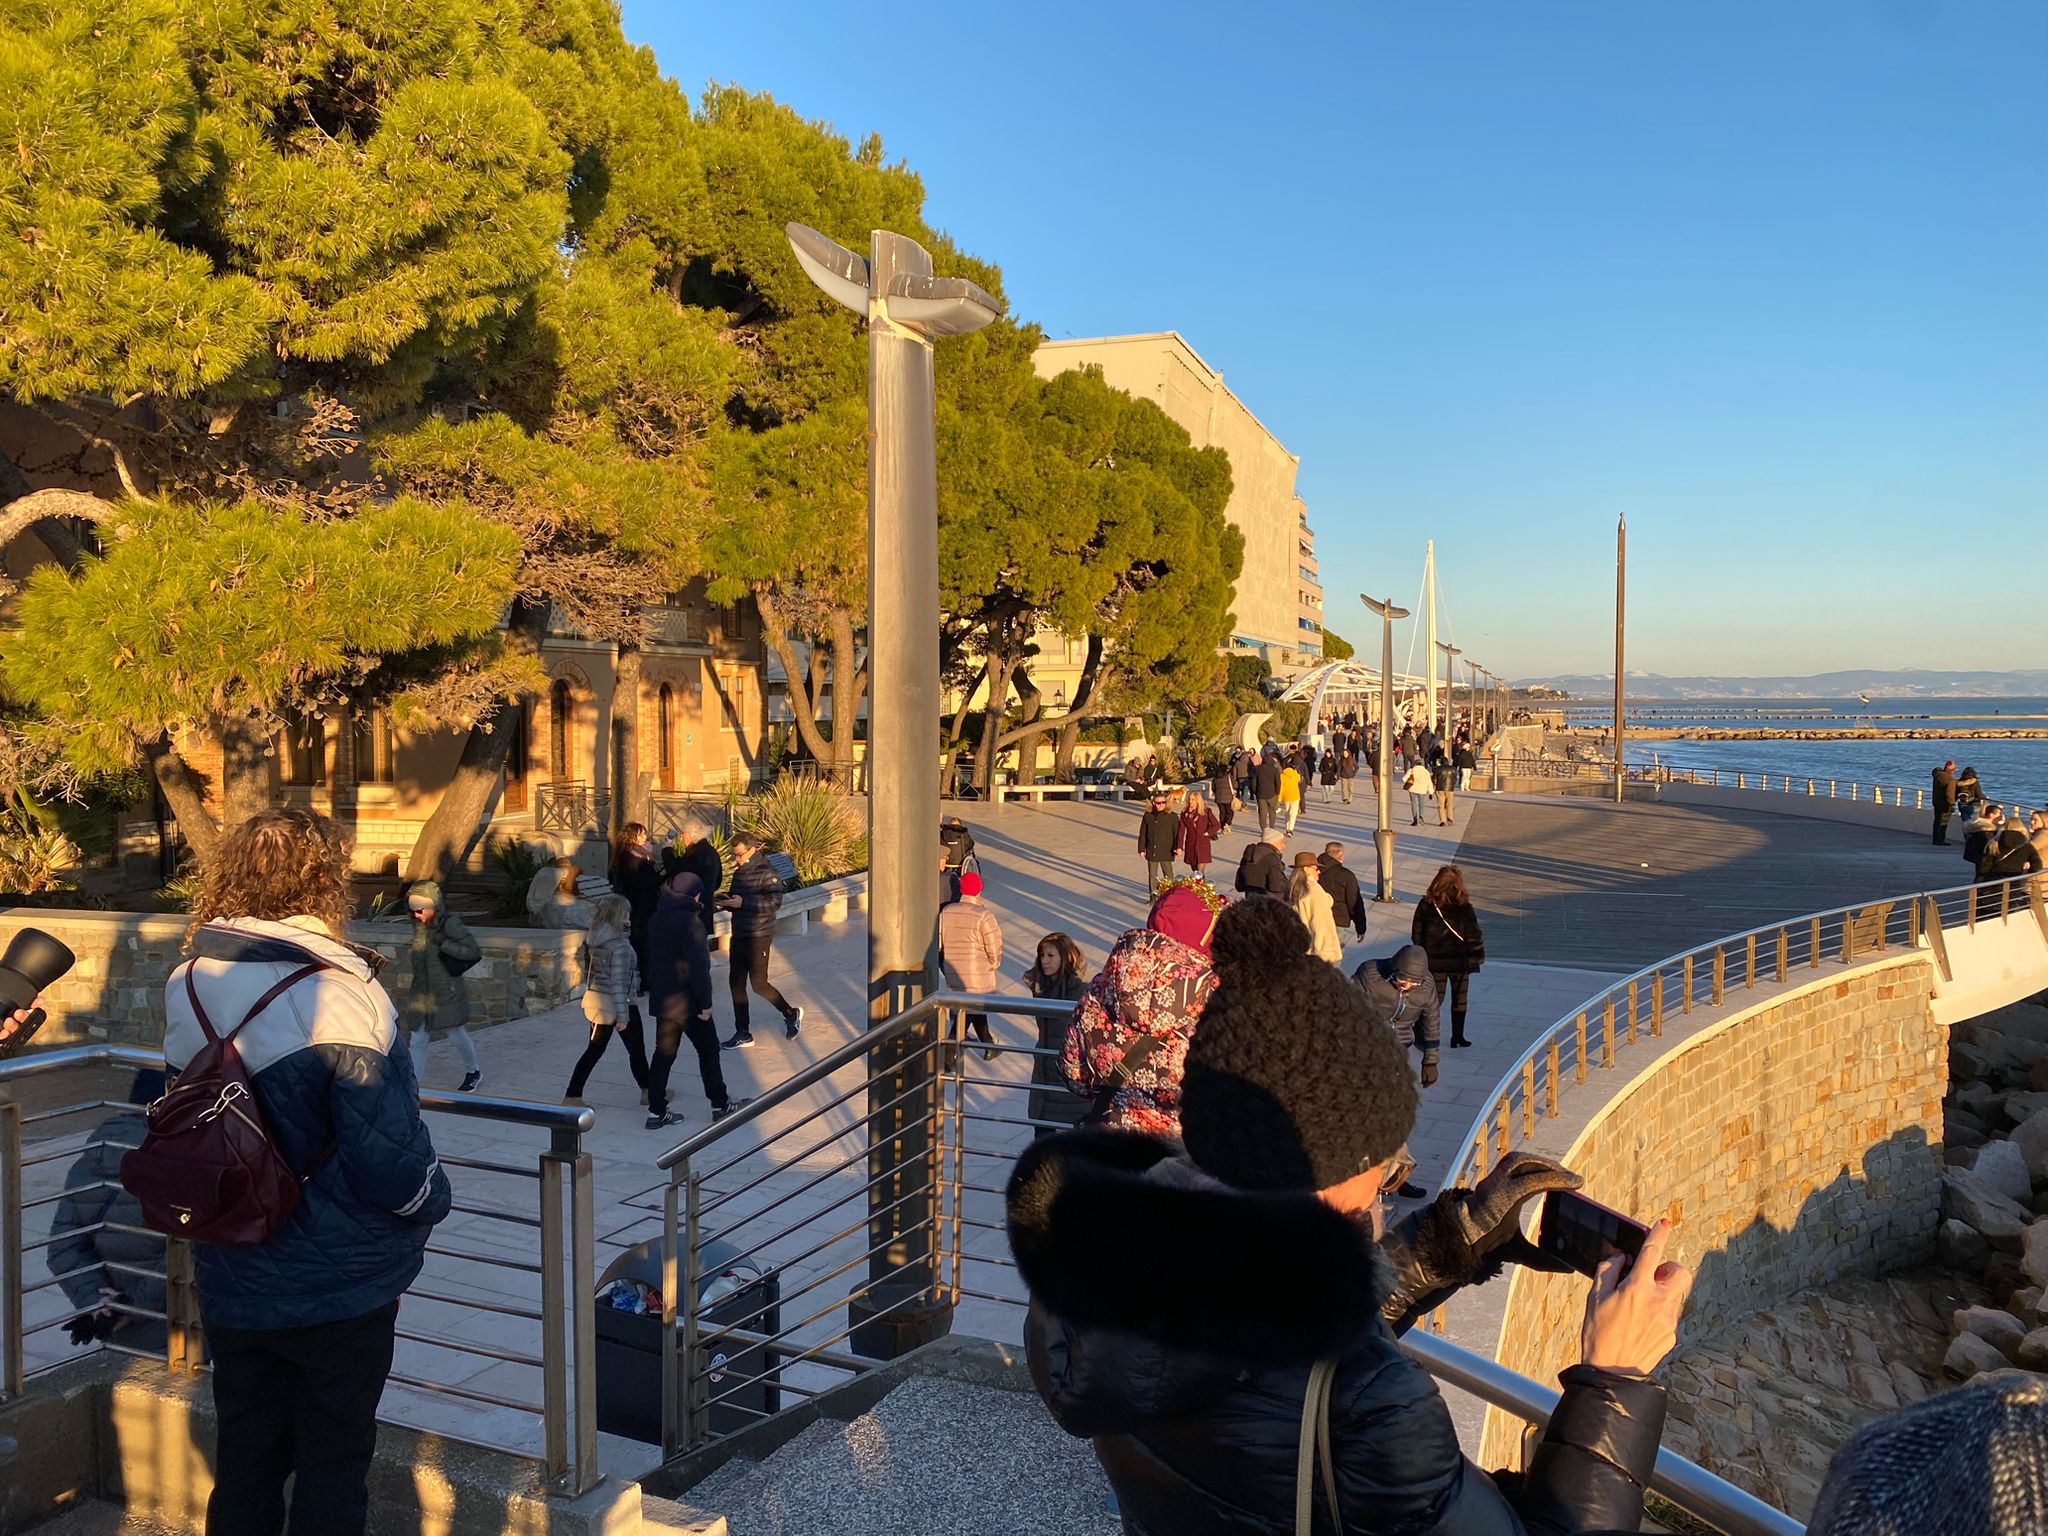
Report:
625,2,2046,679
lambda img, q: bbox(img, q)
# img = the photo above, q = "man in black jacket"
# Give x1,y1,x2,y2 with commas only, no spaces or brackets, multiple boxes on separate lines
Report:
1251,748,1282,832
646,871,747,1129
1932,760,1957,846
667,817,725,929
1010,898,1686,1536
1136,791,1178,893
719,834,803,1047
1318,841,1369,943
1234,829,1289,899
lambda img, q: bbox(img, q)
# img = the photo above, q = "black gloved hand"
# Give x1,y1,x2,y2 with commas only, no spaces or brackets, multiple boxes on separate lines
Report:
65,1307,119,1346
1420,1059,1439,1088
1378,1152,1583,1330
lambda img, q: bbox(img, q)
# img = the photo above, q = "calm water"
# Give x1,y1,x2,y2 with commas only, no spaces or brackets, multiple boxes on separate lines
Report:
1546,697,2048,809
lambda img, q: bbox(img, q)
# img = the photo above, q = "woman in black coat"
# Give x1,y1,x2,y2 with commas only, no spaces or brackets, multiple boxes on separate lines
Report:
609,823,665,991
1413,863,1485,1047
1024,932,1090,1137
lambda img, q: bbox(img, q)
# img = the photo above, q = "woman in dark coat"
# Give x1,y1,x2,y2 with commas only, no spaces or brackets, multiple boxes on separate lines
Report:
1413,863,1485,1048
1024,932,1089,1137
610,823,665,991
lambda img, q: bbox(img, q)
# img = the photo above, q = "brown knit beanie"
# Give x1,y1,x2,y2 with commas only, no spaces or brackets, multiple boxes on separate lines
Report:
1180,899,1419,1192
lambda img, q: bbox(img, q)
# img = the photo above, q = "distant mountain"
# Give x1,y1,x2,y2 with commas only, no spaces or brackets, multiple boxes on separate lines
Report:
1520,669,2048,700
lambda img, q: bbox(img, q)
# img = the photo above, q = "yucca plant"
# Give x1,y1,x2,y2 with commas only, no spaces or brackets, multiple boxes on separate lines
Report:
737,776,865,886
486,837,546,919
0,807,81,896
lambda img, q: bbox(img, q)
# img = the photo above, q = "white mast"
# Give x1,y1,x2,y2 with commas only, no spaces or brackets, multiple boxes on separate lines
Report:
1423,540,1438,736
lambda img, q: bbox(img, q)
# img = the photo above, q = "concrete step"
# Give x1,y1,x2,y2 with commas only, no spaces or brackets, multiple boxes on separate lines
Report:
9,1498,183,1536
678,1376,1119,1536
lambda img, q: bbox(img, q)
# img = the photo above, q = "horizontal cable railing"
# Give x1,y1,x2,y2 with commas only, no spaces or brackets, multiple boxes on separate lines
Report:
1436,872,2045,1214
0,1045,604,1495
658,991,1806,1536
1478,752,1949,811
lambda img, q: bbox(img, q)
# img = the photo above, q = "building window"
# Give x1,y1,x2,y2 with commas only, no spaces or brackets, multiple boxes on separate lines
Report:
657,683,675,790
719,670,747,733
351,705,395,785
503,702,530,812
549,678,573,779
281,708,326,787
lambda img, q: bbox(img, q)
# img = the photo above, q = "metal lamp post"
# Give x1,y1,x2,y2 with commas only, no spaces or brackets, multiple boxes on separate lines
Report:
1613,513,1626,805
786,222,1001,1356
1436,642,1461,741
1360,594,1409,901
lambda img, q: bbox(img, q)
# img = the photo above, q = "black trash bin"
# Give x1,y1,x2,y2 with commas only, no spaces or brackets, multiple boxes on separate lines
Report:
593,1237,781,1443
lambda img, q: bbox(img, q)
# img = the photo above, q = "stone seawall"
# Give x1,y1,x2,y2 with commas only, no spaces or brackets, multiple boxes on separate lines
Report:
1478,956,1945,1467
0,910,586,1048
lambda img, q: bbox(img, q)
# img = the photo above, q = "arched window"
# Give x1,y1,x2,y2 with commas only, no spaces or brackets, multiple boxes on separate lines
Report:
550,678,572,780
503,702,530,812
657,683,675,790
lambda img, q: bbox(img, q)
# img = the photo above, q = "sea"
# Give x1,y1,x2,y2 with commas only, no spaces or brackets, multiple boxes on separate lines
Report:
1552,698,2048,812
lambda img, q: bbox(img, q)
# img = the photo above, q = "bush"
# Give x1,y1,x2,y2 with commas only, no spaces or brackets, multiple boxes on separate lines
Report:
0,807,81,896
735,776,867,886
486,837,546,919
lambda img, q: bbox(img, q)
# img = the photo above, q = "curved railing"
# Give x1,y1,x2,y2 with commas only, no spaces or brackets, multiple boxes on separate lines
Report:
1440,872,2042,1195
1480,753,1936,809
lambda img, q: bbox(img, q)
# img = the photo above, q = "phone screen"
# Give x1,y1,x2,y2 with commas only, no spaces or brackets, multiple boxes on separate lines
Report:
1537,1190,1650,1279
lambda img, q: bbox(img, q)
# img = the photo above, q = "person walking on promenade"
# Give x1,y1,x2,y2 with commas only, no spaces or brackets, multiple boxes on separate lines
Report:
610,823,664,992
1234,828,1289,900
1289,851,1342,964
1136,788,1179,892
938,870,1003,1058
1432,749,1457,826
1932,760,1958,846
1318,741,1340,802
1979,815,2045,891
1250,746,1282,831
1318,841,1369,945
1010,896,1686,1536
402,880,482,1092
1354,943,1442,1093
1062,884,1221,1136
668,816,725,928
1176,788,1221,880
644,870,747,1130
1337,736,1359,804
1454,735,1477,791
1412,865,1485,1048
1403,759,1435,826
1278,755,1303,833
719,833,803,1048
1025,932,1090,1137
1231,745,1255,808
1207,760,1237,836
165,808,451,1536
564,895,651,1105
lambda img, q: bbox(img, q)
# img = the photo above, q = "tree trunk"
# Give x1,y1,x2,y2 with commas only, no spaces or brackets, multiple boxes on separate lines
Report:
403,704,522,882
974,653,1016,798
140,734,219,863
826,609,861,776
754,586,837,767
1053,715,1084,784
1008,667,1045,787
218,711,276,833
612,638,646,834
939,660,985,799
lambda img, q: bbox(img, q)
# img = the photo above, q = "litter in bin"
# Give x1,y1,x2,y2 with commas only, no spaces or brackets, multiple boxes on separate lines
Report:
599,1278,661,1315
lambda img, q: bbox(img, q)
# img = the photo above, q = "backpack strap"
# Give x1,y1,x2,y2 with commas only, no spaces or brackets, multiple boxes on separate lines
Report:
183,960,331,1045
1088,1031,1167,1123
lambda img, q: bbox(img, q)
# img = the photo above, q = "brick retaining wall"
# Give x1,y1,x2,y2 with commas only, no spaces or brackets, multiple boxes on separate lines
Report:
1478,956,1944,1466
0,910,586,1048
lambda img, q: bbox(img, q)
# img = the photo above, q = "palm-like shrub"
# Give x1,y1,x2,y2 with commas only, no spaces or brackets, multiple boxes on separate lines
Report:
736,777,867,886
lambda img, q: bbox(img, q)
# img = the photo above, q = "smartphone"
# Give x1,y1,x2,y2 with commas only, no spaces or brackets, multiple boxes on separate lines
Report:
1535,1190,1650,1279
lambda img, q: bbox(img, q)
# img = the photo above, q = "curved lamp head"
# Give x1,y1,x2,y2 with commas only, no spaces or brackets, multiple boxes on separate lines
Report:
786,221,1004,337
786,222,870,313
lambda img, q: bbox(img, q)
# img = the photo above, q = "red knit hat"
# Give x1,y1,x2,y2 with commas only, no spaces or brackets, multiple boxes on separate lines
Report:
960,871,984,897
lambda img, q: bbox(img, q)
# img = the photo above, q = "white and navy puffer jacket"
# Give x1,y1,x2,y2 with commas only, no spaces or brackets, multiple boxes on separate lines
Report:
164,916,452,1330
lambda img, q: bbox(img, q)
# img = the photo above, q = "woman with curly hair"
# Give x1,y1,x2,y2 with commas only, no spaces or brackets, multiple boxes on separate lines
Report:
165,808,450,1536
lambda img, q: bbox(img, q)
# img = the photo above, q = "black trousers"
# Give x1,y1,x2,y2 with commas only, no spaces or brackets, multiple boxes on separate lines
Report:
728,932,794,1037
205,1299,399,1536
1933,807,1952,845
648,1000,728,1116
1216,796,1234,832
1434,971,1471,1040
565,1005,651,1096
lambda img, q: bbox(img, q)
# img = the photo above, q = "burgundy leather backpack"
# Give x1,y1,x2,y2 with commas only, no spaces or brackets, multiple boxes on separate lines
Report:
121,960,332,1244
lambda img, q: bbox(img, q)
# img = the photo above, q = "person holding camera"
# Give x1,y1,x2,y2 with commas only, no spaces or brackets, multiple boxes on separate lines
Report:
1010,898,1691,1536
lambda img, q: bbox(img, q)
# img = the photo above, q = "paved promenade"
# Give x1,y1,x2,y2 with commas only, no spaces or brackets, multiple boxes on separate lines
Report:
20,785,1966,1476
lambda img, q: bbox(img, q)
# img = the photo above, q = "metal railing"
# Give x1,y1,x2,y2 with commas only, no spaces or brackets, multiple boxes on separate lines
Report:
653,991,1803,1535
1642,763,1931,809
1439,872,2047,1199
535,781,610,834
0,1045,604,1496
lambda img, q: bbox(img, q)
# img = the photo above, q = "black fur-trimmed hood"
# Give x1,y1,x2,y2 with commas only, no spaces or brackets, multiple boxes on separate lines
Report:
1005,1130,1392,1368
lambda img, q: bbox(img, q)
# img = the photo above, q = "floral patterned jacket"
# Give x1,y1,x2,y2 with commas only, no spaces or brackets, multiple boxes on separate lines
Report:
1061,929,1217,1137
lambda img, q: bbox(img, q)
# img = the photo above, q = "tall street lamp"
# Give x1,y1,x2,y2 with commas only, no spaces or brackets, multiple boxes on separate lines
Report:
1436,641,1461,740
787,222,1001,1356
1360,594,1409,901
1613,512,1626,805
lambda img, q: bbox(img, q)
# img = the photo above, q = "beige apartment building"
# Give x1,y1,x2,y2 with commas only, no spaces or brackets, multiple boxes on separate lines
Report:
1032,332,1324,686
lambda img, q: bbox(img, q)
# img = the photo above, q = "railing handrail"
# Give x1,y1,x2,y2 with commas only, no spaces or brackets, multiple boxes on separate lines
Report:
654,989,1073,1168
1400,1330,1803,1536
1446,870,2040,1188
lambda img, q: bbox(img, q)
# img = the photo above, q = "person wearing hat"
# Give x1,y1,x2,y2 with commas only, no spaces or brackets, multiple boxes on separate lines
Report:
1137,789,1179,894
403,880,483,1092
1288,850,1342,964
644,869,749,1131
1063,885,1222,1136
1010,897,1688,1536
937,869,1002,1058
1234,827,1290,900
1805,1371,2048,1536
